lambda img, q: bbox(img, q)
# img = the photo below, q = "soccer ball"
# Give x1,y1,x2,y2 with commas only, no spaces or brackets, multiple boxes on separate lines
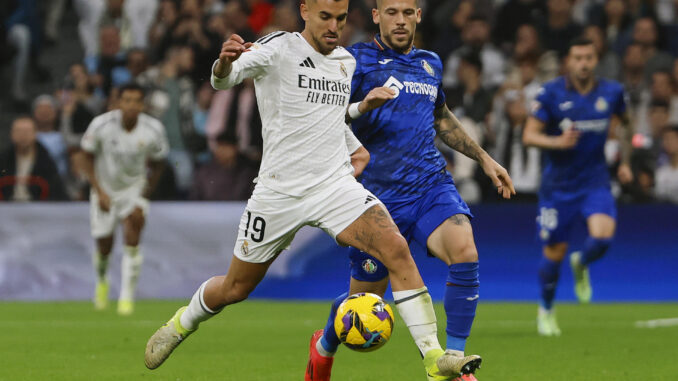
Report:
334,292,394,352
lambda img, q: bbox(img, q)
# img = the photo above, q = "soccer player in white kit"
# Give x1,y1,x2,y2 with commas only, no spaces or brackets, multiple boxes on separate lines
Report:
144,1,459,378
81,83,169,315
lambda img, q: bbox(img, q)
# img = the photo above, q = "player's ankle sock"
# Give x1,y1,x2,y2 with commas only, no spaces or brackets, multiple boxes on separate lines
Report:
538,257,561,310
319,292,348,356
119,246,142,301
444,262,479,352
180,279,222,331
580,237,612,266
93,251,109,283
392,287,441,356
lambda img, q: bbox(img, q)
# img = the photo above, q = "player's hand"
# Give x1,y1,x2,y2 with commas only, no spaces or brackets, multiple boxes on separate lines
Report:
480,155,516,199
358,87,396,113
617,163,634,184
98,191,111,212
219,34,253,64
556,128,580,149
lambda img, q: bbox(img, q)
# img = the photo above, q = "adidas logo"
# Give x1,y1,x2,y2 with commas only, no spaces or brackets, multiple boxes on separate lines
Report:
365,195,376,204
299,57,316,68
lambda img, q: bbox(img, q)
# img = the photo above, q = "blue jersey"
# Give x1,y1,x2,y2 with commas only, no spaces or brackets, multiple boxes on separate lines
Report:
532,76,626,197
347,35,450,201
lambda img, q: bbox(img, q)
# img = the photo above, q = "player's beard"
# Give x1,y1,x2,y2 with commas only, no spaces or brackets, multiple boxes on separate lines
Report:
313,32,338,55
384,29,414,53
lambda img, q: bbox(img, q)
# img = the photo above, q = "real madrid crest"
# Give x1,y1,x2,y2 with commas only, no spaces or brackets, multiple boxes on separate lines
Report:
595,96,608,112
421,59,434,77
241,240,249,257
340,62,347,77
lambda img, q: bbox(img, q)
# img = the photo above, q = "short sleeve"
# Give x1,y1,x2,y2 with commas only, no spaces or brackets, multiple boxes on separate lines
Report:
211,32,286,90
531,86,552,123
149,122,170,161
435,85,446,108
614,86,628,116
344,124,363,154
81,119,102,153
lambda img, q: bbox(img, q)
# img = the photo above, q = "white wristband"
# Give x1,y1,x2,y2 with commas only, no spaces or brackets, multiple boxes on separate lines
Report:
348,102,363,120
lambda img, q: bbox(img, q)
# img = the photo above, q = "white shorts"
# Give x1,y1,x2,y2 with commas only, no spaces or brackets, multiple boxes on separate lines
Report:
233,174,381,263
90,190,149,238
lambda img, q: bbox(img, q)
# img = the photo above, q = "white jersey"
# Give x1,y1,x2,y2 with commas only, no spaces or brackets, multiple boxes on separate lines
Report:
211,31,361,197
81,110,169,196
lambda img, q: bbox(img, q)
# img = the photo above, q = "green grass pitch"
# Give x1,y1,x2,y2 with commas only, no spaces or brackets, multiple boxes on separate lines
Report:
1,301,676,380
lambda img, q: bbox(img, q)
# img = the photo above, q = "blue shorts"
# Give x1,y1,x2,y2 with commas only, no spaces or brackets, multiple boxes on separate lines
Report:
537,186,616,245
349,180,472,282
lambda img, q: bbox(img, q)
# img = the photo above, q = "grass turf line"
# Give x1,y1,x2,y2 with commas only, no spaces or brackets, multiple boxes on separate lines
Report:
1,301,676,380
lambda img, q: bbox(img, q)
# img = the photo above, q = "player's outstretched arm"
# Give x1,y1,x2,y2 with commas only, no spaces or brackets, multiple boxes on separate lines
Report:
213,34,253,79
433,104,516,199
613,111,634,184
523,116,580,150
345,87,396,123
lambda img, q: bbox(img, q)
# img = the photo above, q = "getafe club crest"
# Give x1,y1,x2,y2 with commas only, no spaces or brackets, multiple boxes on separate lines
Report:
362,259,378,274
595,97,608,112
340,62,347,77
421,59,434,76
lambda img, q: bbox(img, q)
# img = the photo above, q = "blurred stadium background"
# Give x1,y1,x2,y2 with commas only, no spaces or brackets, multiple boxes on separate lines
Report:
1,0,677,380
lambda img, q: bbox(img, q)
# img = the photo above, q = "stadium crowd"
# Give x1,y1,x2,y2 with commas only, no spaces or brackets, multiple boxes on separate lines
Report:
1,0,678,203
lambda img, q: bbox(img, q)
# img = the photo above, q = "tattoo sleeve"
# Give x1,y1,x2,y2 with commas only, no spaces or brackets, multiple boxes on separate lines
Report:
433,105,485,162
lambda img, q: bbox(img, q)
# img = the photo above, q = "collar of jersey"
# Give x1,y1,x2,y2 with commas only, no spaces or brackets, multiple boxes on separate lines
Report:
294,32,338,59
373,34,417,57
563,74,601,95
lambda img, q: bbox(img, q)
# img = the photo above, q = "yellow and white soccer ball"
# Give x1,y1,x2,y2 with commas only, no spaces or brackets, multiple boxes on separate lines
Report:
334,292,394,352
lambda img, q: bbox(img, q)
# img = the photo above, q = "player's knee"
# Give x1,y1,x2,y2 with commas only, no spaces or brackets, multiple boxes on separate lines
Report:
450,239,478,264
376,233,412,270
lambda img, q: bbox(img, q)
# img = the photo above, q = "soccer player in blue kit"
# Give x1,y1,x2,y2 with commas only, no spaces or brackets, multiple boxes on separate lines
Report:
523,37,634,336
305,1,515,380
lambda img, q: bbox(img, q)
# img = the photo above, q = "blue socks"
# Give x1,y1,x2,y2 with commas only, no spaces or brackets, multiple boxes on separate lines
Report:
538,257,561,310
444,262,479,352
320,292,348,354
580,237,612,266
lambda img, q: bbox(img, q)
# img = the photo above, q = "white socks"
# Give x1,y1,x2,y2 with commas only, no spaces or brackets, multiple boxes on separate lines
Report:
393,287,442,356
119,246,143,302
180,279,222,331
92,251,109,283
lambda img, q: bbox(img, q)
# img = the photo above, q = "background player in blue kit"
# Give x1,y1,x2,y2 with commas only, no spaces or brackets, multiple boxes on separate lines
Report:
305,1,515,380
523,37,634,336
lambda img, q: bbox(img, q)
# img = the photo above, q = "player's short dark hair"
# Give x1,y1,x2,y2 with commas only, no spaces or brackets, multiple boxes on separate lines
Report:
568,37,595,51
663,124,678,136
118,82,145,98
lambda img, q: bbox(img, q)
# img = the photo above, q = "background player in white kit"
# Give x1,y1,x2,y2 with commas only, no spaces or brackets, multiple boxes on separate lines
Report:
145,0,461,378
81,83,169,315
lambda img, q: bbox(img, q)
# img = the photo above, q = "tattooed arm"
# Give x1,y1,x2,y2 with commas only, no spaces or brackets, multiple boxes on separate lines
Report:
433,104,516,199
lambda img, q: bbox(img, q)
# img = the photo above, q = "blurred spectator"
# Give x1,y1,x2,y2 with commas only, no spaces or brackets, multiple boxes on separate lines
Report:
506,24,559,85
3,0,49,104
443,15,505,90
588,0,633,56
148,0,180,60
85,24,126,96
491,89,540,201
493,0,546,51
59,63,106,148
621,43,648,113
75,0,156,57
655,126,678,203
44,0,67,45
445,52,493,124
32,95,68,179
193,81,216,164
137,45,197,194
584,24,621,80
205,80,263,165
429,0,473,60
189,138,258,201
631,17,673,81
537,0,582,58
111,48,149,88
0,116,67,201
